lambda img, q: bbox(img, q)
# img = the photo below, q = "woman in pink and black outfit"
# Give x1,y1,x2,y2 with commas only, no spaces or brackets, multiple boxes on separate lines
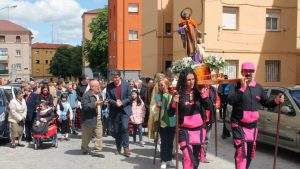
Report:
175,68,210,169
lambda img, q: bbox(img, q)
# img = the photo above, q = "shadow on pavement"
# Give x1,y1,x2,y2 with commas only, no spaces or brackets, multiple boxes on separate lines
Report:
65,149,83,155
122,156,160,169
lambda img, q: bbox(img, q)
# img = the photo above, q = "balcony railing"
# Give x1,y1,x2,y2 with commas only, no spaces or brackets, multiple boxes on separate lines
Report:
0,55,8,61
0,70,9,74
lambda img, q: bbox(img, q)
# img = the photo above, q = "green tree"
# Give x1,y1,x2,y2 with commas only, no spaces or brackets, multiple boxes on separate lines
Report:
83,7,108,77
50,46,82,79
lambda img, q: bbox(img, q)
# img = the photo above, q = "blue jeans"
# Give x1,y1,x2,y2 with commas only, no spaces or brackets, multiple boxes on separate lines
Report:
113,113,129,149
132,124,143,142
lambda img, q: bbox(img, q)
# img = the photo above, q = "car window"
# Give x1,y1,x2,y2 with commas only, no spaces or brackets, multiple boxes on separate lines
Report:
289,89,300,109
268,89,294,115
3,89,13,101
0,92,5,107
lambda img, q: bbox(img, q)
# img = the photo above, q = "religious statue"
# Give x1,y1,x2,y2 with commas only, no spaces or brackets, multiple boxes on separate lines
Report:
178,8,205,63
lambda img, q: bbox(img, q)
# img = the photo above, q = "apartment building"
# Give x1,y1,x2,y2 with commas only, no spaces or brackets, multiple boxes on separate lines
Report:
31,43,68,79
108,0,142,80
142,0,300,86
0,20,32,82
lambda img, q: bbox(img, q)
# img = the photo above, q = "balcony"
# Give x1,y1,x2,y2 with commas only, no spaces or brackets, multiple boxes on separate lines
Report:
0,55,8,61
0,70,9,74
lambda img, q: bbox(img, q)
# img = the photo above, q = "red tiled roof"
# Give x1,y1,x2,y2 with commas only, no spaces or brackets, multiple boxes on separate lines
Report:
32,43,70,49
0,20,32,34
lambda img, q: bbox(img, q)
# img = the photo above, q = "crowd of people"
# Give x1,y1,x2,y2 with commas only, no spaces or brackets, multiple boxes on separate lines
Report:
4,62,285,169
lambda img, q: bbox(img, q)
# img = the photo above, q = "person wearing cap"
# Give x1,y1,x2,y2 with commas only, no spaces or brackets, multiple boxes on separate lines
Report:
106,70,132,157
228,62,284,169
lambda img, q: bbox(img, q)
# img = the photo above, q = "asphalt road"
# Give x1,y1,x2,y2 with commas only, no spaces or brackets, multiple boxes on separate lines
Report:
0,123,299,169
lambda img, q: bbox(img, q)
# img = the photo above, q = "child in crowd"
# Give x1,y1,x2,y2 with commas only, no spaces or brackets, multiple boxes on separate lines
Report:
130,88,146,146
56,93,73,141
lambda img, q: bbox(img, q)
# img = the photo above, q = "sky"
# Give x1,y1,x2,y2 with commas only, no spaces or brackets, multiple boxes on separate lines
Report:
0,0,108,45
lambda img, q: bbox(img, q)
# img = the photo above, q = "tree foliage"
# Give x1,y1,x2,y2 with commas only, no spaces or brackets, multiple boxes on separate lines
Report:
50,46,82,78
83,7,108,78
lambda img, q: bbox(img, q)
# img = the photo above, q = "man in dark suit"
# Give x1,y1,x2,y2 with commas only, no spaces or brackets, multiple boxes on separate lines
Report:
106,70,132,157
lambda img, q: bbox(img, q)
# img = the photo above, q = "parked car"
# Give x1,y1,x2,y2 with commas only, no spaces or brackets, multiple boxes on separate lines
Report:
225,86,300,153
0,88,10,141
0,85,20,101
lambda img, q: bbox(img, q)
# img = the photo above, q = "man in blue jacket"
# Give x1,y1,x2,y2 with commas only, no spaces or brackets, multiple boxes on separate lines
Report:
106,70,132,157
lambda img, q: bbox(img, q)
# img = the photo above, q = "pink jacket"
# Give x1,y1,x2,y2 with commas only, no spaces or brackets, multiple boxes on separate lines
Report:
130,101,145,124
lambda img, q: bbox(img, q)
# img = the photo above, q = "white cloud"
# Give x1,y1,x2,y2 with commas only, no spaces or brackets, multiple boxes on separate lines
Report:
0,0,88,44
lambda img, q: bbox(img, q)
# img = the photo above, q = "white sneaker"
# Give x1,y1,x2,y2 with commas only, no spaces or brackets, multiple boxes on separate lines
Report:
160,162,167,169
139,141,145,146
167,161,175,167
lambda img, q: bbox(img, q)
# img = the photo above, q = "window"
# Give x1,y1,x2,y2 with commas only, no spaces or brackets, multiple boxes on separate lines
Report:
266,9,280,31
268,89,294,115
45,60,49,64
35,60,40,64
265,60,281,82
129,30,138,40
12,63,21,71
35,50,39,54
128,3,139,13
222,7,239,30
223,60,239,79
165,23,172,36
0,48,8,56
16,36,21,43
46,50,48,54
0,36,5,43
16,50,21,56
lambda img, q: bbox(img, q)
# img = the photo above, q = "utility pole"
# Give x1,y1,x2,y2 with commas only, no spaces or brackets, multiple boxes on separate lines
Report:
51,24,54,43
122,0,126,79
0,5,17,20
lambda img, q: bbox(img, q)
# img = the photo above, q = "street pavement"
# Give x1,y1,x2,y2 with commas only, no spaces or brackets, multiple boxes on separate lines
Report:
0,123,299,169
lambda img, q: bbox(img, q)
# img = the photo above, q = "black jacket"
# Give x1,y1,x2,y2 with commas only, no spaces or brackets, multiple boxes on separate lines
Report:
76,84,88,102
25,92,38,122
81,90,102,122
228,82,277,122
37,94,54,107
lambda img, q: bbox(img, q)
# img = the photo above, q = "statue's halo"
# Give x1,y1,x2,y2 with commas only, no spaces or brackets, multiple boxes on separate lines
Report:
180,7,193,18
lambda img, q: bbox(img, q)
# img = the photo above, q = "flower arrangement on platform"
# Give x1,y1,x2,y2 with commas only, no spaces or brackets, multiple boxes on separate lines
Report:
203,55,227,73
170,57,196,74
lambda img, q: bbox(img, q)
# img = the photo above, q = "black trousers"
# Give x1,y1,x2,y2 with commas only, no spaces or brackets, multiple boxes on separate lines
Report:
25,120,33,142
159,126,175,162
113,113,129,149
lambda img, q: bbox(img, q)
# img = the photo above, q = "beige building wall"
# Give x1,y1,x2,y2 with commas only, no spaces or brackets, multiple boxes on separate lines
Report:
202,0,299,87
82,14,98,41
0,33,31,81
142,0,300,86
82,11,98,77
142,0,174,77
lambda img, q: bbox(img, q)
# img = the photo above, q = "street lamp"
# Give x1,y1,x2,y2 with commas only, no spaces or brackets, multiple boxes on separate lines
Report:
0,5,17,20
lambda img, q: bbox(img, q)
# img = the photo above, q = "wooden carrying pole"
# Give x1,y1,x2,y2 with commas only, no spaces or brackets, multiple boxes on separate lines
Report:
273,103,282,169
175,102,179,169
